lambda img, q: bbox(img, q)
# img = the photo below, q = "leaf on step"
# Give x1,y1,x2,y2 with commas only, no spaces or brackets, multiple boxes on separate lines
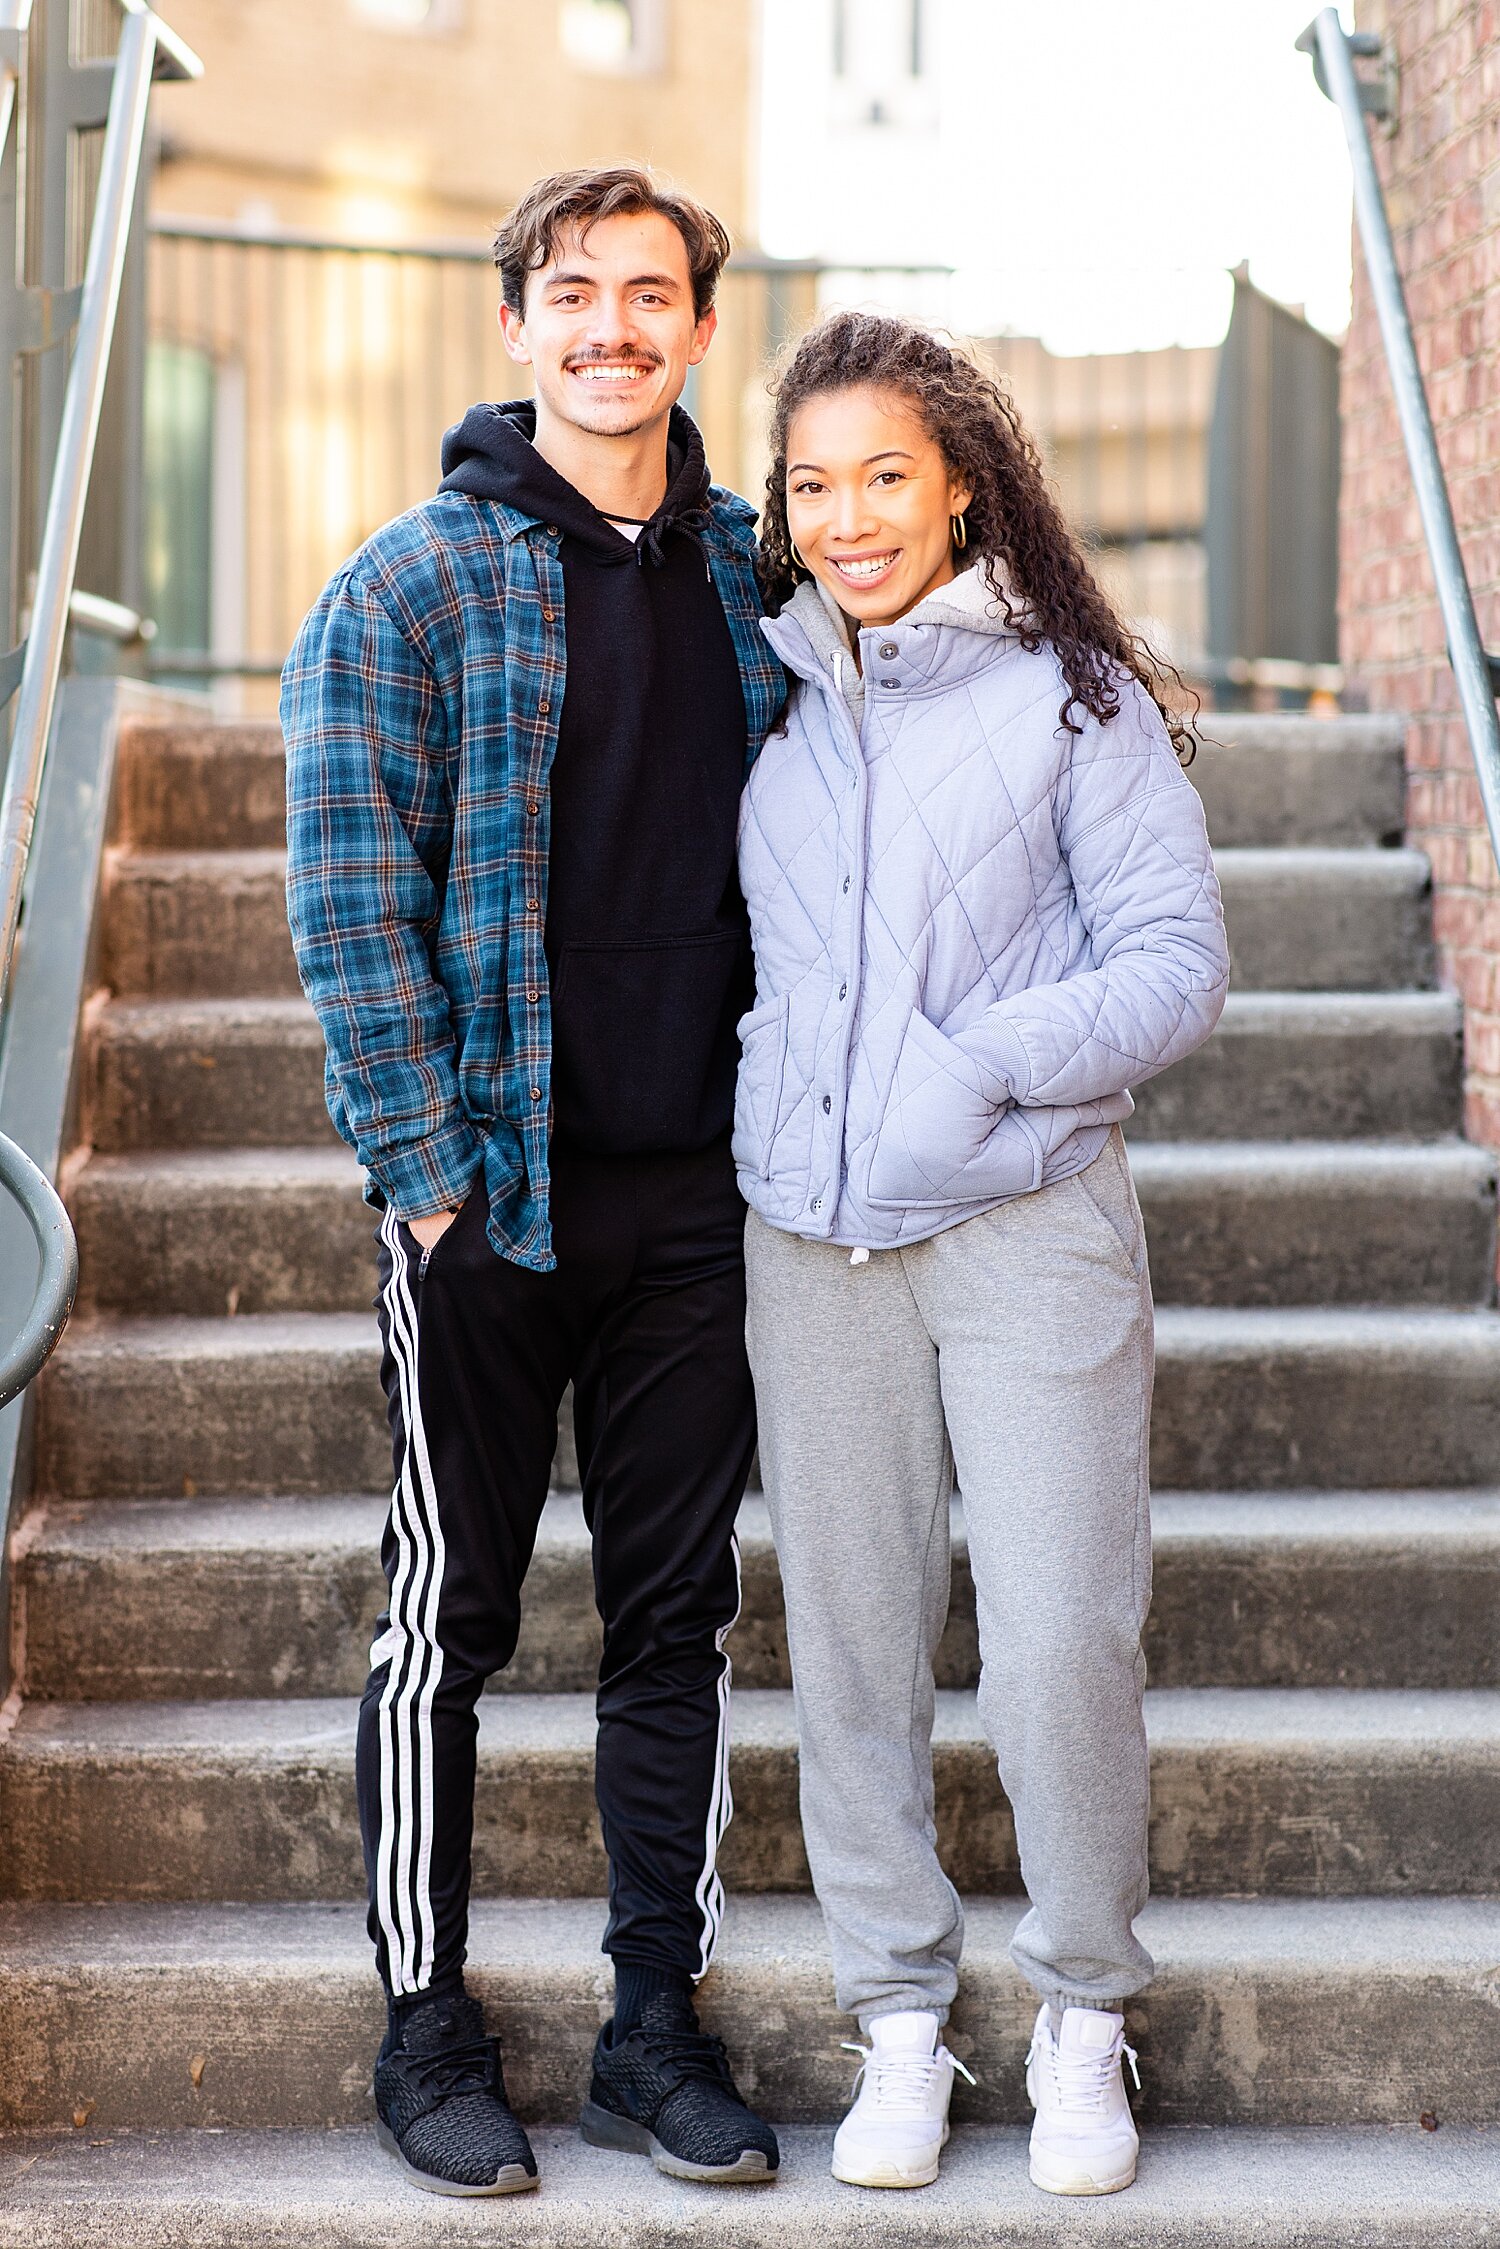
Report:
71,2102,94,2129
189,2053,207,2089
1419,2111,1440,2132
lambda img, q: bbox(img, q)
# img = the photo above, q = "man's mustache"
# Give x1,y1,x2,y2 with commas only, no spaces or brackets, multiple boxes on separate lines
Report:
562,349,665,370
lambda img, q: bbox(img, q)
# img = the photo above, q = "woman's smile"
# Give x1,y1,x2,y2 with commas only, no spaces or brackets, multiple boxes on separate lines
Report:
826,548,902,589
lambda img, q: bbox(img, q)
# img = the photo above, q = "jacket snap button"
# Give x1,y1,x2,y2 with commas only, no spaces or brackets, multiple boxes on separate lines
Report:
842,876,850,894
881,677,900,689
530,1086,542,1101
527,801,540,815
822,1095,831,1113
879,642,898,659
539,699,551,714
527,897,540,911
545,523,559,537
839,982,847,999
543,608,557,622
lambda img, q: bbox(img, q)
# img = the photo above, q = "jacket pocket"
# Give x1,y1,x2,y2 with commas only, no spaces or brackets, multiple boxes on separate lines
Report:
732,994,790,1180
867,1006,1041,1210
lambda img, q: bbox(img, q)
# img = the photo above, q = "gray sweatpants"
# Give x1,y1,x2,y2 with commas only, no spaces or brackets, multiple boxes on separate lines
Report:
744,1128,1155,2025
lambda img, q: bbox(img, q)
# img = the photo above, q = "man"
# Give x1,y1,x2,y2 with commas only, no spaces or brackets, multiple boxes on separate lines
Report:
282,167,785,2198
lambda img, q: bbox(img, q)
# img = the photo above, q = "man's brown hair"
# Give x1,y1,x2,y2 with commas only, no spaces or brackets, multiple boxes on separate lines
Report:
492,166,731,323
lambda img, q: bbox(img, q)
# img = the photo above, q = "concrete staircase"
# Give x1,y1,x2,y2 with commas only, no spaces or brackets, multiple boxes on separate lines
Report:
3,710,1500,2243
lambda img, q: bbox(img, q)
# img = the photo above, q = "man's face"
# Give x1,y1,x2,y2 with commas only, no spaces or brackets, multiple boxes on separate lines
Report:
499,209,716,438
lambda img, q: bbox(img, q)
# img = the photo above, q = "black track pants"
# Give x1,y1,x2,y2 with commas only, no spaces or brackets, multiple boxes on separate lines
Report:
357,1135,755,2000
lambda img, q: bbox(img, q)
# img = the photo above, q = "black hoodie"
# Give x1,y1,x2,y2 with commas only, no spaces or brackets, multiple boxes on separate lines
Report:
440,399,751,1156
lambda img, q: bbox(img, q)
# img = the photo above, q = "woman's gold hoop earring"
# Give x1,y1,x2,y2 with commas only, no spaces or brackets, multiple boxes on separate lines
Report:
951,512,968,552
790,541,810,574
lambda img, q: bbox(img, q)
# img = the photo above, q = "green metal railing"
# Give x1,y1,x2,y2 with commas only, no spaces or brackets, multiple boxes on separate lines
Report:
0,0,199,1409
0,1135,75,1409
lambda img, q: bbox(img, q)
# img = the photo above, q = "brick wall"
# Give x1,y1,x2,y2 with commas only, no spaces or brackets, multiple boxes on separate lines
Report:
1340,0,1500,1148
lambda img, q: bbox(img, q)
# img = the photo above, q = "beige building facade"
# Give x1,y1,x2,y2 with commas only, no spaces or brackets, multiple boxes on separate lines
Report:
141,0,769,694
150,0,759,244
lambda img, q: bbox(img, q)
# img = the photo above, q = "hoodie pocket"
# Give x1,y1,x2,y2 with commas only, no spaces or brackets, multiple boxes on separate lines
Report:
549,929,749,1150
867,1006,1041,1210
732,994,790,1180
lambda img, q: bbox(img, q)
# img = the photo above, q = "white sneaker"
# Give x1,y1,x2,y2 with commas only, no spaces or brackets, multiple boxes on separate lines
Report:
831,2011,975,2189
1024,2003,1140,2196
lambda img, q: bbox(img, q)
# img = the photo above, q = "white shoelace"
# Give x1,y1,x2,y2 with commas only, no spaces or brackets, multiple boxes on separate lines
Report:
841,2039,977,2111
1025,2025,1140,2117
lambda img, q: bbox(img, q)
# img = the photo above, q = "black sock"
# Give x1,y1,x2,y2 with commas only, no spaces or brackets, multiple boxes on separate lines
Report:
613,1960,692,2036
384,1974,468,2052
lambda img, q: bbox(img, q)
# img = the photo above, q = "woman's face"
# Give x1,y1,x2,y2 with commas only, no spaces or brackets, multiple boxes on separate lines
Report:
784,385,974,630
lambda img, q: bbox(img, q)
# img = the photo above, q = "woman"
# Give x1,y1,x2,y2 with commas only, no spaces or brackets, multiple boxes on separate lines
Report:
735,312,1229,2197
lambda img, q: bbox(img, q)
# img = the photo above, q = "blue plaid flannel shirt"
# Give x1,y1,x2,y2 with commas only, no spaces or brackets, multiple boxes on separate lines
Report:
282,482,785,1271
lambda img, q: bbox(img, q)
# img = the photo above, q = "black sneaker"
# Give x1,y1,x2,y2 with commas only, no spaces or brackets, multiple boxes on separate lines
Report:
373,1990,539,2197
580,1990,780,2184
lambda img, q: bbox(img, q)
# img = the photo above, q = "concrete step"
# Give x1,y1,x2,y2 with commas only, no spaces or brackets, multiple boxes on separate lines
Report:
1129,1140,1496,1308
33,1315,396,1499
0,1892,1495,2127
71,1149,373,1317
1213,847,1433,991
113,721,287,852
104,852,298,1000
88,1000,338,1152
35,1307,1500,1500
67,1139,1498,1317
17,1491,1500,1702
1127,992,1462,1140
108,714,1407,864
1187,715,1406,849
1148,1306,1500,1488
3,2125,1497,2249
86,991,1463,1156
3,1686,1496,1902
97,843,1436,1002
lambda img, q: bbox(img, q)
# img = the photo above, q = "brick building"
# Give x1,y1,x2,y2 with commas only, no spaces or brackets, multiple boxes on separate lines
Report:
1340,0,1500,1148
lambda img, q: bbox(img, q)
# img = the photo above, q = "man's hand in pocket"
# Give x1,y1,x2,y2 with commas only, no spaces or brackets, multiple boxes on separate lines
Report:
408,1208,459,1253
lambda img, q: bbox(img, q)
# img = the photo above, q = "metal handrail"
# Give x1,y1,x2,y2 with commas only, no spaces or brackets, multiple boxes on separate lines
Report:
148,213,955,277
0,0,200,1409
1299,8,1500,869
0,1134,77,1410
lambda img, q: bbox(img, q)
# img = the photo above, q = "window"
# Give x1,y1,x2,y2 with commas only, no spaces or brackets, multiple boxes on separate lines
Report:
144,344,247,686
834,0,929,87
559,0,666,76
144,343,214,667
347,0,464,34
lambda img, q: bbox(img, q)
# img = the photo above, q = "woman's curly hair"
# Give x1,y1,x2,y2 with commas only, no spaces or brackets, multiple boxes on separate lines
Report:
759,310,1197,762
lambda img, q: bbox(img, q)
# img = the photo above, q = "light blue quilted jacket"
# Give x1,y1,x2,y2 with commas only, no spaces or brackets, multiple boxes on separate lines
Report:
734,566,1230,1247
